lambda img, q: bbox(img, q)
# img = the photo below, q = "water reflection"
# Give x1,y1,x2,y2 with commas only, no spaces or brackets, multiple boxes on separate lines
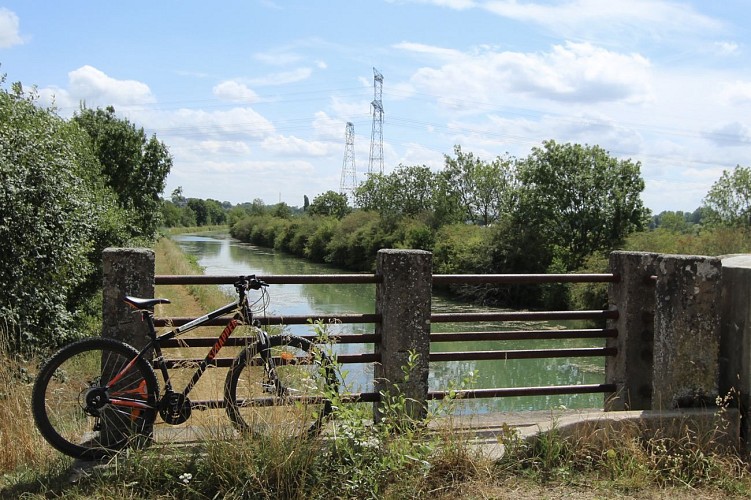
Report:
172,232,605,412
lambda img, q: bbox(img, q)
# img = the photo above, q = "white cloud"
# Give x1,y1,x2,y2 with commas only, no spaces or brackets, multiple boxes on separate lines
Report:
312,111,343,141
704,122,751,147
0,8,23,48
480,0,721,40
213,80,260,103
163,107,276,139
261,134,335,157
714,41,740,56
393,42,463,59
721,80,751,105
404,41,652,106
192,140,252,156
35,66,155,112
68,65,155,106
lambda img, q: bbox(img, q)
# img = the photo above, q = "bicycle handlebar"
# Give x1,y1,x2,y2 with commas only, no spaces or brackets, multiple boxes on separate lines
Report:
236,275,268,291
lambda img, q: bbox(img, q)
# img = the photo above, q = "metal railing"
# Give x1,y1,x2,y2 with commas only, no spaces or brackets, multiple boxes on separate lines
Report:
153,272,619,407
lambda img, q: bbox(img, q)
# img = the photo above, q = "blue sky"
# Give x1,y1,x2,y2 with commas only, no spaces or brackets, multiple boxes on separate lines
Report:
1,1,750,213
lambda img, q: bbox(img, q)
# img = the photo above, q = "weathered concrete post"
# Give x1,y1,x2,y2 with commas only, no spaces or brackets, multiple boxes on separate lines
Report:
605,251,659,411
719,255,751,443
652,254,722,409
102,247,155,350
374,249,432,422
101,248,155,444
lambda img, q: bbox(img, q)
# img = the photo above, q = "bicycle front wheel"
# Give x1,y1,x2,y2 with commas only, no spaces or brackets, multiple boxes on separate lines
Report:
32,337,159,460
225,334,339,438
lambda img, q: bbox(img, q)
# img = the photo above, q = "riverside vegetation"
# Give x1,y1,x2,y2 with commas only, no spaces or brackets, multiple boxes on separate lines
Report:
5,71,751,496
2,237,751,498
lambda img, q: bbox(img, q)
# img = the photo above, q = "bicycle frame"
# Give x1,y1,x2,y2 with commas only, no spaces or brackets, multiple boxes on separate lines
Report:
108,287,272,413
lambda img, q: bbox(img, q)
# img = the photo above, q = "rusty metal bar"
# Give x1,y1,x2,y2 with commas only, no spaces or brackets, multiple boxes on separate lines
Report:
432,273,619,285
189,391,380,409
430,329,617,342
430,347,616,362
155,274,381,285
156,272,619,287
154,313,381,328
428,383,617,400
160,333,380,348
431,309,618,323
160,352,380,369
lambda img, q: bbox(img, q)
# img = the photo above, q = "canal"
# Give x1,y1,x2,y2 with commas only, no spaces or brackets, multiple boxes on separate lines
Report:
173,232,606,414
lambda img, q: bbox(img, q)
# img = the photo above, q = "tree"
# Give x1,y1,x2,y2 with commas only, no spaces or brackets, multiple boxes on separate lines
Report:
514,140,647,270
205,199,227,225
441,146,518,226
354,165,437,220
74,106,172,239
0,82,127,350
271,202,292,219
703,165,751,226
187,198,209,226
171,186,187,207
309,191,351,219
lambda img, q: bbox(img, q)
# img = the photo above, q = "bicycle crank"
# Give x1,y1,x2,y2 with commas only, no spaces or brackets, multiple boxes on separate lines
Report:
159,391,192,425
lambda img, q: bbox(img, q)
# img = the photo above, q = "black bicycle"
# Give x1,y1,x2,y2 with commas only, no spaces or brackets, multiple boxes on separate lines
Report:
32,275,339,460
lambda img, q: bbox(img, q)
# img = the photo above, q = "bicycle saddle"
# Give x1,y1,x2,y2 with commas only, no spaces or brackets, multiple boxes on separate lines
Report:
123,296,171,309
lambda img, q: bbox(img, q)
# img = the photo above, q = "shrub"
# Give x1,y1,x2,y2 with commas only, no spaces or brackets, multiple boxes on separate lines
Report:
0,84,126,350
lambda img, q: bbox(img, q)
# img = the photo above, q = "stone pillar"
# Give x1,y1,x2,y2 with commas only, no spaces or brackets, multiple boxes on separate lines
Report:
719,255,751,443
102,247,155,349
652,254,722,409
374,249,432,422
101,248,156,445
605,251,659,411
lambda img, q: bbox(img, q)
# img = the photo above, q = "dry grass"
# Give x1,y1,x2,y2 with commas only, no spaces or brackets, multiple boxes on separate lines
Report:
0,323,69,481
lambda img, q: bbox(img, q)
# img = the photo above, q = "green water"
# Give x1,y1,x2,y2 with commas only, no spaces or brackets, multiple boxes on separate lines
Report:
172,232,606,413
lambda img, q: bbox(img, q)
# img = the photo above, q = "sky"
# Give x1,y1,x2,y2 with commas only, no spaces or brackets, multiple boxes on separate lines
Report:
1,1,751,214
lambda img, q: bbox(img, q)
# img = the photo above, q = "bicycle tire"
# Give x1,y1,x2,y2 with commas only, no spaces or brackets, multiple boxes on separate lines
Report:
224,334,339,438
32,337,159,460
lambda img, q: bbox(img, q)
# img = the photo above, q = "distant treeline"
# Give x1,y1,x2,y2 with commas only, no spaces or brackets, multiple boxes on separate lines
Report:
222,143,751,311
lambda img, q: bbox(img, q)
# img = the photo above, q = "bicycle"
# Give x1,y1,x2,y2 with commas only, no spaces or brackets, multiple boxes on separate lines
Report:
32,275,339,460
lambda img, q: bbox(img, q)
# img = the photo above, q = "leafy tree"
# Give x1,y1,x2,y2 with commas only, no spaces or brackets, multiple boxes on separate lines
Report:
248,198,267,216
309,190,351,219
703,165,751,226
171,186,187,207
271,202,292,219
187,198,209,226
205,199,227,225
355,165,437,220
74,105,172,239
161,200,182,227
441,146,518,226
514,140,648,270
0,82,126,350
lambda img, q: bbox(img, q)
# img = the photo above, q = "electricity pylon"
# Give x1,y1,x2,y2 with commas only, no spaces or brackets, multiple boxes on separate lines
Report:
368,67,384,175
340,121,356,201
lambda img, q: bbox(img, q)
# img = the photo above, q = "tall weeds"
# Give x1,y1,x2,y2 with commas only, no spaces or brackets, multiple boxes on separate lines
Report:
0,321,69,480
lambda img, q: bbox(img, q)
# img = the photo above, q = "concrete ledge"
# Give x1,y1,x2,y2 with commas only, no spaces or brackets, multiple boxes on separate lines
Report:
462,408,740,460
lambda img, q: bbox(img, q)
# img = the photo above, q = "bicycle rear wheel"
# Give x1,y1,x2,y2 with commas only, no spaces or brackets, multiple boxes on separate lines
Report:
225,334,339,438
32,337,159,460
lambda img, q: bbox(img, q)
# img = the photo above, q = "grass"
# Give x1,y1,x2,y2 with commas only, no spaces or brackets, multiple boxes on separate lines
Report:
3,236,751,498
